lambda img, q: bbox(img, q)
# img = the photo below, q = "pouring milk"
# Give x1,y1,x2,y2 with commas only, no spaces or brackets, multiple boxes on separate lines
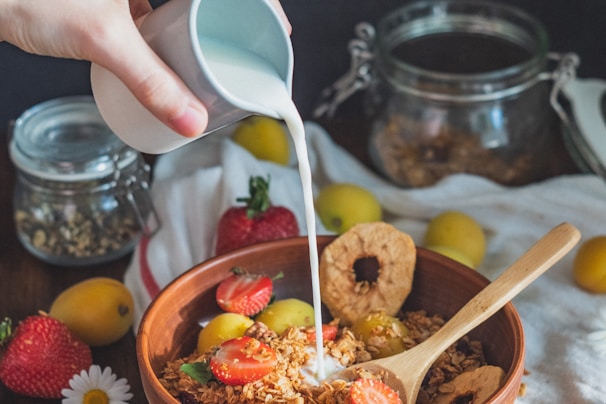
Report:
200,37,327,379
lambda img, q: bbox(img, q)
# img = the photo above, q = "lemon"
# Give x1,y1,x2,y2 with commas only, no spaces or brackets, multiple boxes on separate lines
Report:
232,116,290,165
426,244,476,269
315,183,383,234
255,298,315,334
573,236,606,293
423,211,486,268
49,277,134,346
197,313,254,353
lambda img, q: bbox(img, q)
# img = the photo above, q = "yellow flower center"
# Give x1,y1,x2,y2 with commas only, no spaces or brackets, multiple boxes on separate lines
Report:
83,389,110,404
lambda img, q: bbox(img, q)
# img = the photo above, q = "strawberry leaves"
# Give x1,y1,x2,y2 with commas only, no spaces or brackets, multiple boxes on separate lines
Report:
0,317,11,343
237,176,272,218
180,362,215,385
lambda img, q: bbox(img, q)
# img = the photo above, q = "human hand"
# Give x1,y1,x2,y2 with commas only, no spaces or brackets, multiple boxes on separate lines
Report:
269,0,292,34
0,0,291,138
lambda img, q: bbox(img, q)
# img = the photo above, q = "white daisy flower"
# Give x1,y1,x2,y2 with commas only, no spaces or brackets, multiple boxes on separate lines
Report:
62,365,133,404
588,308,606,355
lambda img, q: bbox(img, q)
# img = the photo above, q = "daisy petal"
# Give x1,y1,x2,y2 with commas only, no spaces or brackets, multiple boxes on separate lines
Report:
61,365,133,403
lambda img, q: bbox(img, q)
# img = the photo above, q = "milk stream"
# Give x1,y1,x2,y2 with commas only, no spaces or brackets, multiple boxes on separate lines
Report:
200,37,326,379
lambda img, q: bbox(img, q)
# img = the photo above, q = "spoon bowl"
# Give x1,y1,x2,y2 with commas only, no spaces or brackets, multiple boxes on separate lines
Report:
329,222,581,403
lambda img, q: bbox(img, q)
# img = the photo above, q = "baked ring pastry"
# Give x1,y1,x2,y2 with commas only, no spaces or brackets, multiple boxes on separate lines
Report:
319,222,416,325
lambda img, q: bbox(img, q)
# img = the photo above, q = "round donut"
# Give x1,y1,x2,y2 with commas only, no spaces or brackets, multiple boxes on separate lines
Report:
319,222,416,325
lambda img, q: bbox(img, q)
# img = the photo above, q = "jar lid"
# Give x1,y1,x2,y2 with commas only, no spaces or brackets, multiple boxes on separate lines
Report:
10,95,138,181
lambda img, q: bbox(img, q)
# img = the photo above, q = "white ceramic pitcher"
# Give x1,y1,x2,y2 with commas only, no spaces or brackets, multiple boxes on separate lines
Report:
91,0,293,154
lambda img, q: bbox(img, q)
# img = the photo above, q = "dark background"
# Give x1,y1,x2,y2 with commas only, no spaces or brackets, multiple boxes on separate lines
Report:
1,0,605,131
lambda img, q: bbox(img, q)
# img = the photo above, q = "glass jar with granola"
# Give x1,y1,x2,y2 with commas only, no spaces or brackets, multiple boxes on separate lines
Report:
9,96,159,266
316,0,572,188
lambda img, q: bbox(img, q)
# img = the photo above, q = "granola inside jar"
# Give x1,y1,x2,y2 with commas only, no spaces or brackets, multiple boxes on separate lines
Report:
9,96,159,266
365,0,559,187
316,0,566,188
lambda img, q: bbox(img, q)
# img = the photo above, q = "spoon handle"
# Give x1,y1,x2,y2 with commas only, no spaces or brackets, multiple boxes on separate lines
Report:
412,222,581,366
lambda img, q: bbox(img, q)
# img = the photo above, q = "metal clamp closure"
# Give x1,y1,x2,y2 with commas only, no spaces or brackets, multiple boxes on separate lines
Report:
313,22,376,118
112,149,161,237
547,52,581,126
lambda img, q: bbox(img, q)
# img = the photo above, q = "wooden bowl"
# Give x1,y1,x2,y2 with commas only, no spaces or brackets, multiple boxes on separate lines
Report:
137,236,525,403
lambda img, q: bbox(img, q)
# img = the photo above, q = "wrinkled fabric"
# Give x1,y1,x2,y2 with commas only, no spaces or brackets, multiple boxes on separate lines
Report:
125,121,606,403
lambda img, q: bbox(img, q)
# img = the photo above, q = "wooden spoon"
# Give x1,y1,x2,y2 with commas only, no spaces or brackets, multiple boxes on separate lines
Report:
329,222,581,403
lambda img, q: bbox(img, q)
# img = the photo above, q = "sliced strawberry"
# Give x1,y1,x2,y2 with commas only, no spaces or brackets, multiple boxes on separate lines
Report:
305,324,338,342
209,336,277,385
350,377,401,404
216,270,273,316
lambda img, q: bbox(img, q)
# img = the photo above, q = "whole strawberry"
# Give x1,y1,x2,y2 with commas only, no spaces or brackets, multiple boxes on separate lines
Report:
215,176,299,255
0,315,92,398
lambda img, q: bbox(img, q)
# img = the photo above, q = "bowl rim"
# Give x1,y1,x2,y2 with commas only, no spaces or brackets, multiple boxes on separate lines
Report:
136,235,525,403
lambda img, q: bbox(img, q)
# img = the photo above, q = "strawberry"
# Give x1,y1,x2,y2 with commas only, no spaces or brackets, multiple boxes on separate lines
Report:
304,324,339,342
0,315,92,398
215,176,299,255
209,336,277,385
349,377,401,404
216,268,275,316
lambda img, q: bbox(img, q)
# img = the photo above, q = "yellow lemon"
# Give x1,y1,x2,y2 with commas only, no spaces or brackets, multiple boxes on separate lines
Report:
315,183,383,234
573,236,606,293
49,277,134,346
255,298,315,335
423,211,486,268
197,313,254,353
427,245,476,269
232,116,290,165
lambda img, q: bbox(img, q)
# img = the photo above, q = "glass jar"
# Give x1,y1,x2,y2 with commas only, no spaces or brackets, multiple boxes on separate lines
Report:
316,0,566,188
9,96,159,266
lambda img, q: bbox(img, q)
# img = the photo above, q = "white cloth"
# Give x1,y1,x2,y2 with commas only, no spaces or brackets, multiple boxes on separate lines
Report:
124,121,606,403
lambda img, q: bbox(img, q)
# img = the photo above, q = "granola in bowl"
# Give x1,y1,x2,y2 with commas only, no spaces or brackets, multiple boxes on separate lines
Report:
139,226,523,404
159,310,499,403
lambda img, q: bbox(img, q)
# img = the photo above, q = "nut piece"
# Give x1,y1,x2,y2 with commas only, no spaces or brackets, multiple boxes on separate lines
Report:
319,222,416,325
433,365,506,404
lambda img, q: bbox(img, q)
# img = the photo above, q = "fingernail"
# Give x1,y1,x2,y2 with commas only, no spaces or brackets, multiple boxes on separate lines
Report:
169,105,208,137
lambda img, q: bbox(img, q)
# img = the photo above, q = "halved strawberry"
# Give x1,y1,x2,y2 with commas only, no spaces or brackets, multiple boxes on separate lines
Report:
209,336,277,385
216,269,274,316
350,377,401,404
304,324,338,342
